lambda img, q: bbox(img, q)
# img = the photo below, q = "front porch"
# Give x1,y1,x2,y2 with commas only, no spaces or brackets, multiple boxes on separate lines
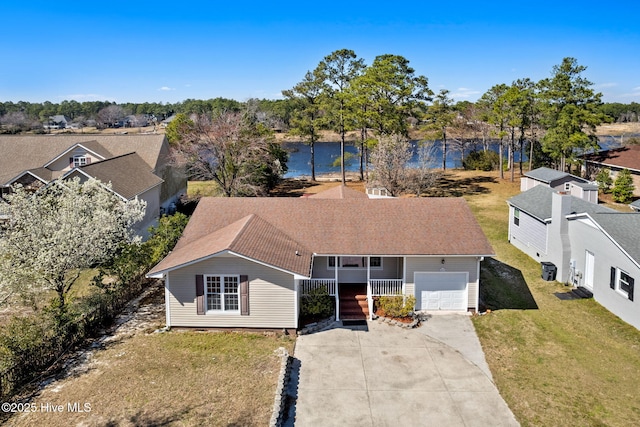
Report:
299,278,405,321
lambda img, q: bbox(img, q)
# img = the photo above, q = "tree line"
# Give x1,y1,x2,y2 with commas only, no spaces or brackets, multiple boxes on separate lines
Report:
2,52,637,183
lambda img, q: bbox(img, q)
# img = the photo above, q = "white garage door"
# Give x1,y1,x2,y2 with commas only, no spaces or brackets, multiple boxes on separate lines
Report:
415,272,468,311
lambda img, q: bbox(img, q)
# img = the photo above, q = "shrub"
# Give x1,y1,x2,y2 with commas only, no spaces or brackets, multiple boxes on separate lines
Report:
463,150,500,171
612,169,635,203
378,295,416,318
300,287,334,319
595,168,613,193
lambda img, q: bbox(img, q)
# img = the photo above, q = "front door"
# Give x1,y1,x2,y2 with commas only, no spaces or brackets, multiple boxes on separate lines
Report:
584,251,595,290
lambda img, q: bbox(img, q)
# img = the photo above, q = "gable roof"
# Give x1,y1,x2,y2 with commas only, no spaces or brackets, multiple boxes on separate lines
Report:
524,167,587,184
583,145,640,172
631,199,640,211
590,212,640,265
148,192,494,277
150,214,313,276
64,152,163,200
508,185,611,222
0,134,167,185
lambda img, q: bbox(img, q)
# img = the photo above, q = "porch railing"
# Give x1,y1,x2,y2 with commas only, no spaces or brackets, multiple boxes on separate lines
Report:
300,278,336,296
369,279,403,296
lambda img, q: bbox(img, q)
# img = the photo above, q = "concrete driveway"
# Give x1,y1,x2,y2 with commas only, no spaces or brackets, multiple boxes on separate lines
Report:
287,315,519,426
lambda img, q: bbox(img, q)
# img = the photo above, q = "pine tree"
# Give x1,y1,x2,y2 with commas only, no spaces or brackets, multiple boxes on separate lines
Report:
611,169,635,203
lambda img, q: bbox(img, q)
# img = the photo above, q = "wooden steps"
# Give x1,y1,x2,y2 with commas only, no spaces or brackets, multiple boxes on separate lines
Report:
339,285,369,320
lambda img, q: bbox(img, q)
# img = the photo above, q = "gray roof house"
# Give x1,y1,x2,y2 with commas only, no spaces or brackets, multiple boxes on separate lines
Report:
520,167,598,203
147,187,495,332
0,134,186,235
508,185,640,329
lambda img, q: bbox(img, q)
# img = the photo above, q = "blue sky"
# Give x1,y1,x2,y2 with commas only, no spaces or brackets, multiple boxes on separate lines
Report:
1,1,639,105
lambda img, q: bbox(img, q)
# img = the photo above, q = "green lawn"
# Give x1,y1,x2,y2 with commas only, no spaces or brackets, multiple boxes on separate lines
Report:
460,170,640,427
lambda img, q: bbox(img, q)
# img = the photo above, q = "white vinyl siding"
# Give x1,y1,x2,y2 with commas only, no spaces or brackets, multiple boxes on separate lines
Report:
509,206,548,256
404,256,479,311
166,254,296,328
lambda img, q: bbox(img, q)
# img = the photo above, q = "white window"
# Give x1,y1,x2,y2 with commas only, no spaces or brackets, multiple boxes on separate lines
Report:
327,256,382,269
611,267,635,301
73,155,88,167
513,208,520,226
206,275,239,312
564,182,571,191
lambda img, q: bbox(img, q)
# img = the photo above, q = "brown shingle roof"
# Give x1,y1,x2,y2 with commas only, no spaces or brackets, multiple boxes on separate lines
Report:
0,134,167,184
149,194,494,276
69,152,163,200
150,214,313,276
584,145,640,172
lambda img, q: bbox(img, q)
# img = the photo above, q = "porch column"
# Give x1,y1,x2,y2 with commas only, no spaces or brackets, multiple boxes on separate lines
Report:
334,256,339,321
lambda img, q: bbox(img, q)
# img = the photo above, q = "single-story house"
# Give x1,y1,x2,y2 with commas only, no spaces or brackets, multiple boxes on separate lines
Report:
630,199,640,212
521,166,598,203
508,185,640,329
582,145,640,196
0,134,186,235
147,186,495,332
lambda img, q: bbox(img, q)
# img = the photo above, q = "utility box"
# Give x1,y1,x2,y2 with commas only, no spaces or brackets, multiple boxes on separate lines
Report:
541,262,557,281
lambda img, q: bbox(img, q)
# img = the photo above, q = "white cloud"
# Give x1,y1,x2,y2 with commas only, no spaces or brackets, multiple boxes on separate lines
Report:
595,82,618,89
158,86,175,91
450,87,481,101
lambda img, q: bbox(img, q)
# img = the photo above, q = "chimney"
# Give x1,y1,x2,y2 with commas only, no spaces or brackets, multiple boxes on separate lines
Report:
548,192,572,283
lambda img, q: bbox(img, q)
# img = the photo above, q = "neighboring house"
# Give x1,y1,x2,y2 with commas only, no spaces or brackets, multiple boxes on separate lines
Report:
583,145,640,196
0,134,186,234
631,199,640,212
508,185,640,329
45,115,70,129
521,166,598,203
147,186,495,332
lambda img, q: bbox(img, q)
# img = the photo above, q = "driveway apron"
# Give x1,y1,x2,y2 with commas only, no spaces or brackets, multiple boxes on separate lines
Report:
290,315,519,426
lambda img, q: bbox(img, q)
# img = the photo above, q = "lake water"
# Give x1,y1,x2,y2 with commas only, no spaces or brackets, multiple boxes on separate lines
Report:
282,136,630,178
282,140,524,178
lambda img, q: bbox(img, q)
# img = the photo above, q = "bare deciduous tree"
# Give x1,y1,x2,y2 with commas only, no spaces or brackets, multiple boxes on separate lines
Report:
169,111,286,197
97,105,126,128
369,134,412,197
406,141,441,197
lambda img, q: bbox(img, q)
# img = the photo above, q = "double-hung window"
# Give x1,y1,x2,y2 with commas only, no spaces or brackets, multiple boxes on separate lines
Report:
206,275,240,312
610,267,635,301
513,208,520,226
73,155,88,167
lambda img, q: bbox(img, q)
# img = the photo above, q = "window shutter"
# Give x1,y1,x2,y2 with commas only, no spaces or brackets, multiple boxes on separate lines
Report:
610,267,616,290
196,275,204,315
86,157,91,164
69,157,74,168
240,275,249,316
628,277,635,302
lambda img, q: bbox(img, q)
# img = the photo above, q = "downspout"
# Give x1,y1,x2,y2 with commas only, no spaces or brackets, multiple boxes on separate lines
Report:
164,274,171,329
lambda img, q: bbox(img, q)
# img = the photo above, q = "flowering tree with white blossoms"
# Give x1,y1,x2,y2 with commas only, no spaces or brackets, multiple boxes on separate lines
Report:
0,178,145,311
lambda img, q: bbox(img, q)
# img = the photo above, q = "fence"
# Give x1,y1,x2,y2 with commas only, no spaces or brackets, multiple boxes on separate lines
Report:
0,275,152,401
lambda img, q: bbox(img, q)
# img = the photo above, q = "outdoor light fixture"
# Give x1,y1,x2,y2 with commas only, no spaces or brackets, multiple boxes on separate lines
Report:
441,259,445,264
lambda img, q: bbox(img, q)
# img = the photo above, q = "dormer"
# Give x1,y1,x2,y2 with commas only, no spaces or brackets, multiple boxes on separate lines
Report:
43,142,109,172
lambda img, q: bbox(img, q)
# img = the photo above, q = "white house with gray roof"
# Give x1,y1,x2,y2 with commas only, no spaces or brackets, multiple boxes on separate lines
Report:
521,166,598,203
508,185,640,329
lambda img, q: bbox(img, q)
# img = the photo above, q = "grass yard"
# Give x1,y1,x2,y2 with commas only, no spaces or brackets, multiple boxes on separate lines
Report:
8,305,294,426
452,170,640,427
